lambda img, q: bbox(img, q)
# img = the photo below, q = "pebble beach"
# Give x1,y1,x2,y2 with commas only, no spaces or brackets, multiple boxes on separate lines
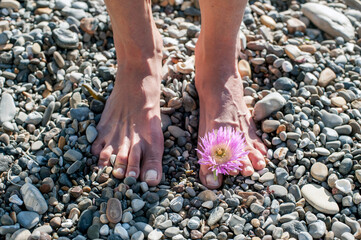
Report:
0,0,361,239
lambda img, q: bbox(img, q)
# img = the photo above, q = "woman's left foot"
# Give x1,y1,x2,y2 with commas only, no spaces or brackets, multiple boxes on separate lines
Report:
195,37,267,189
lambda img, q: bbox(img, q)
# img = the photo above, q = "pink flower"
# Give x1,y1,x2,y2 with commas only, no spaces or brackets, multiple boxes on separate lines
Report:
197,127,249,178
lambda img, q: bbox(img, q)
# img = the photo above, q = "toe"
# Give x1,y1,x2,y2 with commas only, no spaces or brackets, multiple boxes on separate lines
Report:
199,164,223,189
253,141,268,155
112,147,129,179
98,145,113,167
240,156,254,176
141,153,162,187
248,149,266,170
126,144,141,178
91,140,103,156
229,169,239,176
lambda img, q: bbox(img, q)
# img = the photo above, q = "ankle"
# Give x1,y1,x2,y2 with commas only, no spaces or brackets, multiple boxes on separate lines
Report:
121,31,163,64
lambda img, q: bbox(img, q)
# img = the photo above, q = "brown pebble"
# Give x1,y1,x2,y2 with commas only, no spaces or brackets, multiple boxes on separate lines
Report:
106,198,122,224
68,208,80,219
83,186,91,193
0,133,10,145
70,186,83,198
286,17,306,33
238,60,251,78
50,217,61,228
58,136,66,150
251,218,261,228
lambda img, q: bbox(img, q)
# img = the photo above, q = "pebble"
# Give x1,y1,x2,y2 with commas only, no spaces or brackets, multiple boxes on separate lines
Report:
302,3,355,40
20,183,48,214
132,199,145,212
301,184,339,214
310,162,328,181
170,196,184,212
106,198,122,223
207,207,224,226
253,92,286,121
332,221,351,238
17,211,40,229
318,68,336,87
0,93,16,124
114,223,129,240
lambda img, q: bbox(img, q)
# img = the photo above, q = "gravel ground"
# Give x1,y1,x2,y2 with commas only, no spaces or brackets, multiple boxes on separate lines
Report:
0,0,361,239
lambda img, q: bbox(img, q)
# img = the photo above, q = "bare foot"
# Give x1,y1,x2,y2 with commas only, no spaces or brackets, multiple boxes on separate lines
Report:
195,38,268,189
92,43,164,187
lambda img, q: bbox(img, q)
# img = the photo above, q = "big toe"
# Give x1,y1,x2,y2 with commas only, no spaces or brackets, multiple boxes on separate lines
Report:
141,154,162,187
199,164,223,189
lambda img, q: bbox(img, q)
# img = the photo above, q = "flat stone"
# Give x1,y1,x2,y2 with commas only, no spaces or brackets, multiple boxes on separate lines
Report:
53,28,79,49
310,162,328,181
106,198,122,223
301,184,339,214
86,125,98,143
287,17,306,33
281,220,307,238
148,229,163,240
64,149,83,162
269,185,288,197
197,190,217,201
164,227,180,238
0,0,20,10
17,211,40,229
20,183,48,214
285,45,302,60
260,15,276,29
332,221,351,238
114,223,129,239
318,68,336,87
302,3,355,41
262,120,280,133
321,110,343,128
168,126,186,138
0,93,16,124
170,196,184,212
10,229,31,240
207,206,224,226
131,199,145,212
331,97,346,107
238,59,252,78
308,220,326,238
253,92,286,121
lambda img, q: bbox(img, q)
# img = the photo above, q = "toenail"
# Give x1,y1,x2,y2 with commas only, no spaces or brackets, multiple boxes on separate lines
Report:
115,168,124,175
145,170,158,181
245,166,253,172
110,154,116,166
206,174,219,187
128,171,136,177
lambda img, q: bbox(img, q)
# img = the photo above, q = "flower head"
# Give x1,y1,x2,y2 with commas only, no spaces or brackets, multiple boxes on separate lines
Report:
197,127,249,177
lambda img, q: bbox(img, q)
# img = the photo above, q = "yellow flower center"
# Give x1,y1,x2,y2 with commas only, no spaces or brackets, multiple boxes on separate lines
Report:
216,148,226,157
211,144,231,164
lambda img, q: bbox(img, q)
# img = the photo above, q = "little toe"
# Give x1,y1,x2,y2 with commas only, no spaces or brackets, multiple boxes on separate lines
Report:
126,145,141,178
248,150,266,170
98,145,113,167
112,148,129,179
199,164,223,189
240,157,254,176
141,154,162,187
